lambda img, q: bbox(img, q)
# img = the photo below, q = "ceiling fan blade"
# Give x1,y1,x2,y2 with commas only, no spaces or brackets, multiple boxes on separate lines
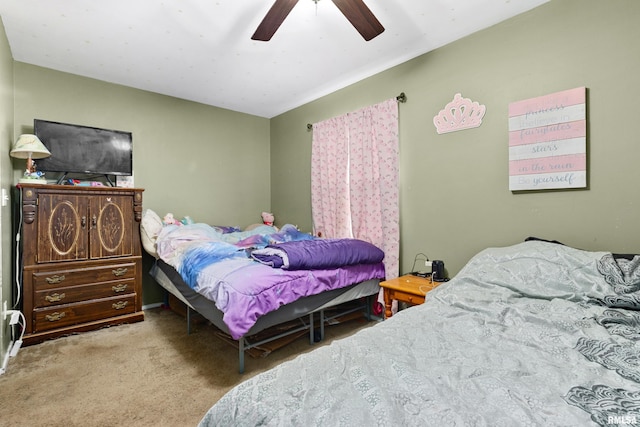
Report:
331,0,384,41
252,0,299,41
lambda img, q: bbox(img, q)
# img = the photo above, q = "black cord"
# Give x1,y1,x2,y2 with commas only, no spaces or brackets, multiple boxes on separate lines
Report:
410,253,429,275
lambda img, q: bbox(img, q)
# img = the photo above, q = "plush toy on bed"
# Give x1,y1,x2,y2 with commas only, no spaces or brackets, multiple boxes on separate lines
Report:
261,212,274,226
163,213,183,226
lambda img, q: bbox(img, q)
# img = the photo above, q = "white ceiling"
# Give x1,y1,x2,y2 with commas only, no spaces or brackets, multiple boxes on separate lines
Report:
0,0,548,118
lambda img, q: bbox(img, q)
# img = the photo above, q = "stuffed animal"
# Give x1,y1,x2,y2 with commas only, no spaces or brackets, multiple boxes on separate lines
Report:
261,212,274,226
163,213,182,226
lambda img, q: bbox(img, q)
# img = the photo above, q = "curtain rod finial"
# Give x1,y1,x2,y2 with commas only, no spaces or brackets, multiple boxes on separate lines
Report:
396,92,407,103
307,123,313,131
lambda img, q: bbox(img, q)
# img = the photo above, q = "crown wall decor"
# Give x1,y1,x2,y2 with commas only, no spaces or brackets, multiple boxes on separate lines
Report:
433,93,486,134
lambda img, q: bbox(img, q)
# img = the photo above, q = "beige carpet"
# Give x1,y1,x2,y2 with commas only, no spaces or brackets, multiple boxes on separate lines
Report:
0,307,374,427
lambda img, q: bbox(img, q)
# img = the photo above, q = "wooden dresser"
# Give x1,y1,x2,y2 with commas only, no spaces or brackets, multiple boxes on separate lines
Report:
17,183,145,345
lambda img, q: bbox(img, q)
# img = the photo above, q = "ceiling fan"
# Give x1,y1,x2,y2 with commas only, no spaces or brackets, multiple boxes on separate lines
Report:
252,0,385,42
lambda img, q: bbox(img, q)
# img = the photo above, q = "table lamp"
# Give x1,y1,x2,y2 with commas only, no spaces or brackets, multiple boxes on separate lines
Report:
10,134,51,184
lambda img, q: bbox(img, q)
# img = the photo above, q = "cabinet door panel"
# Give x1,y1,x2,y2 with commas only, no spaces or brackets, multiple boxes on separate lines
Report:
90,195,134,259
37,193,89,263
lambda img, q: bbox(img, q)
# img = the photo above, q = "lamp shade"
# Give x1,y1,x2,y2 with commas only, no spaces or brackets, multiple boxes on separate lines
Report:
10,134,51,159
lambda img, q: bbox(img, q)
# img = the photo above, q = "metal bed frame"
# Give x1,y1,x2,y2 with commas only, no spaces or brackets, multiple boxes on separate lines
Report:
150,259,380,373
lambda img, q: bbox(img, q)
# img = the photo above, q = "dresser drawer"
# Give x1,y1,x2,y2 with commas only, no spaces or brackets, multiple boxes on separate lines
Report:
33,295,137,333
32,263,136,290
388,289,426,305
33,279,136,308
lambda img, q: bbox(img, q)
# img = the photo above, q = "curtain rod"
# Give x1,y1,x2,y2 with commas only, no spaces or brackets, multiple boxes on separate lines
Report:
306,92,406,131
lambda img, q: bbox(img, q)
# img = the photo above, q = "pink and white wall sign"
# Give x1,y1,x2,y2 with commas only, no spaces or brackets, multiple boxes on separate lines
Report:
508,87,587,191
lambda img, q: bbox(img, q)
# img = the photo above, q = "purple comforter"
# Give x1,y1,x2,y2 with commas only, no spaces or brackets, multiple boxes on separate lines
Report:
202,259,386,339
250,238,385,270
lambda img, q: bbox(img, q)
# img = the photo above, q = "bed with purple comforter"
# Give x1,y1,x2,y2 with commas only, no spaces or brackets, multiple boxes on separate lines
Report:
154,222,385,343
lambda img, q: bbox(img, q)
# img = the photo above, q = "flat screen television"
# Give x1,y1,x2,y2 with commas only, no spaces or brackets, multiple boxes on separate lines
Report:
34,119,133,183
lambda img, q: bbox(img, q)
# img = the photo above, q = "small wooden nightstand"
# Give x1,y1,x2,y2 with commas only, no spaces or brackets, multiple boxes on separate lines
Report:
380,274,442,319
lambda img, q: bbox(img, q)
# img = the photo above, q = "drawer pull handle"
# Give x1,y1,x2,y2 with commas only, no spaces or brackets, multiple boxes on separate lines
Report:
45,275,66,284
45,312,66,322
81,216,86,228
45,293,66,303
112,301,128,310
112,284,128,293
112,268,128,277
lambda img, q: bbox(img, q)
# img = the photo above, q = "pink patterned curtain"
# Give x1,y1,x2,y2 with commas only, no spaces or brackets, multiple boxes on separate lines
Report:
311,98,399,279
311,115,352,239
348,98,399,279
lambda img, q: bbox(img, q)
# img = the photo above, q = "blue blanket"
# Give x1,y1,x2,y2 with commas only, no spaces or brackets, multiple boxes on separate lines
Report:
250,238,384,270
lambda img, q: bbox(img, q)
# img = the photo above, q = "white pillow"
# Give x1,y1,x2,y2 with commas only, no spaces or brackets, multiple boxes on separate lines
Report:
140,208,163,258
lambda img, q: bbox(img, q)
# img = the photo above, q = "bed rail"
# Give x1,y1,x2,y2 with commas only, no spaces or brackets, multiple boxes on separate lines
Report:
185,296,374,373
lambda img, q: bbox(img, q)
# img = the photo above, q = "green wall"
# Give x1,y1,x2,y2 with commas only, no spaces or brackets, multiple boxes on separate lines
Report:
270,0,640,277
0,17,14,367
11,64,271,305
12,63,271,227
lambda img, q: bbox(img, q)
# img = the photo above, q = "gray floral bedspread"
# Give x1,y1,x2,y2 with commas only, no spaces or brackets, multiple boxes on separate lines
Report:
199,241,640,427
